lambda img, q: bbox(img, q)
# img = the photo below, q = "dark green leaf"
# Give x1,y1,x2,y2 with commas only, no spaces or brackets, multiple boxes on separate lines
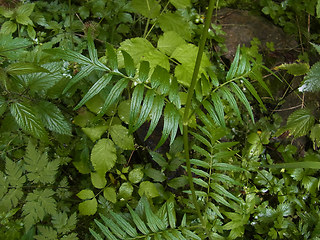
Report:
98,78,129,117
129,84,144,133
94,219,117,240
106,43,118,70
145,95,164,141
127,205,150,235
122,50,135,77
63,65,95,94
6,63,50,75
45,48,92,65
133,89,154,132
226,46,240,81
202,100,220,126
138,61,150,83
242,78,266,111
211,92,225,127
109,210,138,237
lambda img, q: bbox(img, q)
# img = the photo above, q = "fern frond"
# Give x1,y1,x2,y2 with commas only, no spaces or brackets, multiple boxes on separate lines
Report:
90,196,202,240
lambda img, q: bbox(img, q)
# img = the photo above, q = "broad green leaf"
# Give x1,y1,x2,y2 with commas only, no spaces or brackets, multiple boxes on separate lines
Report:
121,50,135,77
242,78,266,111
109,124,135,150
91,139,117,174
0,34,30,60
133,89,154,132
35,101,72,135
16,3,35,18
103,187,117,203
63,64,95,94
10,102,47,141
119,38,169,70
27,25,36,40
118,100,130,124
0,21,17,34
119,182,133,199
138,181,159,198
299,62,320,92
6,63,50,75
145,95,165,140
158,12,191,41
73,108,95,127
78,198,97,216
129,84,144,133
311,124,320,149
82,123,108,142
91,172,107,189
144,168,166,182
129,168,144,184
277,62,309,76
277,109,315,138
157,31,185,56
138,61,150,83
77,189,95,200
98,78,129,117
169,0,191,8
230,82,254,123
172,44,210,87
106,43,118,70
74,74,113,110
131,0,161,19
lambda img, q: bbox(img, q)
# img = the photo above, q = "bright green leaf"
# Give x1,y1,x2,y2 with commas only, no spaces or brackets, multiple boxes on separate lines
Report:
138,181,159,198
91,139,117,174
131,0,161,19
91,172,107,189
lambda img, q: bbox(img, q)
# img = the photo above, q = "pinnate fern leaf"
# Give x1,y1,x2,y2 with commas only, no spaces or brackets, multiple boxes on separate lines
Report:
90,196,201,240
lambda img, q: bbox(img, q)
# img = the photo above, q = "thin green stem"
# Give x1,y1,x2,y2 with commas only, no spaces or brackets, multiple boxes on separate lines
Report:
182,1,215,239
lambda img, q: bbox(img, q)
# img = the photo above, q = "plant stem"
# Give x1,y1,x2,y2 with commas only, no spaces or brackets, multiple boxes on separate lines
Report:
182,1,215,239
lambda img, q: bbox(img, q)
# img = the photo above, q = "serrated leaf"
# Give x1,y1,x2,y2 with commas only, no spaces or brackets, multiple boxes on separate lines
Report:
23,189,57,230
0,21,17,34
82,123,108,142
34,226,57,240
158,12,191,41
10,102,47,141
98,78,129,117
311,42,320,55
202,100,220,126
277,62,309,76
132,0,161,19
52,212,77,234
109,124,135,150
91,139,117,174
24,141,59,184
74,74,113,110
5,157,26,188
16,3,35,18
278,109,315,138
35,101,71,135
299,62,320,92
6,63,50,75
158,31,185,56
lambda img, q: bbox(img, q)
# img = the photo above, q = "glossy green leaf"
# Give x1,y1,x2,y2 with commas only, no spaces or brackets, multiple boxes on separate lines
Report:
138,181,159,198
133,89,154,132
129,84,144,133
119,182,133,199
10,102,47,141
109,124,135,150
129,168,144,184
299,62,320,92
106,43,118,70
242,78,266,111
212,183,241,203
138,61,150,83
118,100,131,124
63,64,95,94
98,78,129,117
121,50,135,77
6,63,50,75
91,139,117,174
132,0,161,19
230,82,254,123
75,74,112,110
35,101,71,135
82,123,108,142
169,77,181,109
103,187,117,203
145,95,165,141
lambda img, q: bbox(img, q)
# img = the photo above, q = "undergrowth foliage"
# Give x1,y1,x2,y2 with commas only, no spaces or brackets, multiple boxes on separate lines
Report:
1,0,320,239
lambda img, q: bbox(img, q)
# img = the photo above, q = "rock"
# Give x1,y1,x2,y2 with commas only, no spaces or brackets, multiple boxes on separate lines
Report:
213,8,297,60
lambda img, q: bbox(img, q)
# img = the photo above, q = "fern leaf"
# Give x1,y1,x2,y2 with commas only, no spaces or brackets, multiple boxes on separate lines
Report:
202,100,220,126
74,74,113,110
129,84,144,133
193,178,209,188
189,158,210,169
52,212,77,234
23,189,57,230
100,214,127,239
144,95,164,141
106,43,118,71
133,89,155,132
45,48,92,65
242,78,266,111
211,92,226,127
192,145,211,159
138,61,150,83
211,173,243,186
150,65,170,94
109,210,138,237
190,131,212,148
181,229,201,240
168,77,181,109
167,197,176,229
94,219,118,240
212,183,242,203
212,162,247,172
220,86,242,123
98,78,129,117
195,108,216,131
226,46,241,81
127,204,150,235
122,50,135,77
5,157,26,188
90,228,104,240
